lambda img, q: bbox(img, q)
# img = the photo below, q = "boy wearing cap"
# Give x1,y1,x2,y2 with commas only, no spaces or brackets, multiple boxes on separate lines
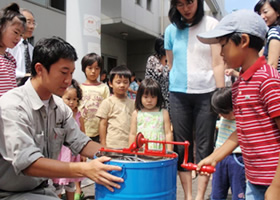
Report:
196,10,280,200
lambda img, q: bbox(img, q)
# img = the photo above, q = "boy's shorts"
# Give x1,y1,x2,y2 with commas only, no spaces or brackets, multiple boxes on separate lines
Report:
53,182,76,194
211,153,246,200
245,181,269,200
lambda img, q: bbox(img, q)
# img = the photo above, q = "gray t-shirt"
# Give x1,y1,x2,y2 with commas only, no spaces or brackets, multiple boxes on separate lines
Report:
0,79,90,192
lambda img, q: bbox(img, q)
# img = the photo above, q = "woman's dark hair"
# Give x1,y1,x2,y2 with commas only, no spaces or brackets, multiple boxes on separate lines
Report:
109,65,132,83
0,3,26,47
135,78,164,110
31,37,78,76
169,0,204,29
81,52,103,74
224,32,264,52
254,0,280,26
69,79,83,104
211,87,232,115
154,35,166,59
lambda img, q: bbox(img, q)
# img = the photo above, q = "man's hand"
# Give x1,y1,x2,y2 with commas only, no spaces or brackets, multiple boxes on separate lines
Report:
83,156,124,192
23,156,124,192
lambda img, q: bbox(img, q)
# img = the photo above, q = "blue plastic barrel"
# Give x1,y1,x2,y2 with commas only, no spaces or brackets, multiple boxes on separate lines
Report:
95,155,177,200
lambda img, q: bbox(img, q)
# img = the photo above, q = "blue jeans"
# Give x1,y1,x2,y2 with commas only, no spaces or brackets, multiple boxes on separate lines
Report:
245,181,269,200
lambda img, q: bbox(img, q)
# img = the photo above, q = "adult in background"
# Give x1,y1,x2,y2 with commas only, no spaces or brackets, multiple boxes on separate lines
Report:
254,0,280,73
8,8,36,80
0,37,123,200
145,35,170,111
164,0,225,199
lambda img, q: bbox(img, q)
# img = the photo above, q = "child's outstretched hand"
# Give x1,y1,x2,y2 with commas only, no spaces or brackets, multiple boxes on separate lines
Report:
225,68,240,77
225,69,235,76
196,155,217,176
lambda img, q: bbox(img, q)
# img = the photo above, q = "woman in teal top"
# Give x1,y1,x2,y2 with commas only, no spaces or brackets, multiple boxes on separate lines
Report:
164,0,225,199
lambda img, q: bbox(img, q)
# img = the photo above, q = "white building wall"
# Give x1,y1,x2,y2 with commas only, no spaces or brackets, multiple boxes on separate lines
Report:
66,0,101,83
29,5,66,41
0,0,226,79
121,0,160,37
101,0,122,24
101,0,162,37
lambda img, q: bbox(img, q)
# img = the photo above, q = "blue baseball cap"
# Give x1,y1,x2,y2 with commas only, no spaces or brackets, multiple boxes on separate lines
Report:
197,10,267,44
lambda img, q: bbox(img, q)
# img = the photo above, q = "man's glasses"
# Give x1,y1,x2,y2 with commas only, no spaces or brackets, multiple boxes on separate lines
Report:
26,20,37,28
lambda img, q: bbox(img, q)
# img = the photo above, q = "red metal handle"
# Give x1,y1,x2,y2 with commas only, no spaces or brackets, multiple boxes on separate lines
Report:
181,163,216,173
100,133,216,174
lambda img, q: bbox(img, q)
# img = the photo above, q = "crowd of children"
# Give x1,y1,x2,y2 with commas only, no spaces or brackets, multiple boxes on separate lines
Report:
2,1,280,200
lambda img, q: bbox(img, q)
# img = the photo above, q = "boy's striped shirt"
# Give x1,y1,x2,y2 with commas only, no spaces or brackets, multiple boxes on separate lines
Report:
232,56,280,185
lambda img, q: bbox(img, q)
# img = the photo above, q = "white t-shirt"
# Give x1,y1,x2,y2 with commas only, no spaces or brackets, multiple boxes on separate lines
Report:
165,16,218,94
7,38,34,78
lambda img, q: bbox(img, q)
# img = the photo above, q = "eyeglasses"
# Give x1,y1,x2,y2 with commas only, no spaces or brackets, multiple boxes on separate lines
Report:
176,0,195,8
26,20,38,28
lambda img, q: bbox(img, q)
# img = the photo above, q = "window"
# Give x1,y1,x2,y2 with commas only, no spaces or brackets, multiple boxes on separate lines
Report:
50,0,65,11
25,0,65,12
107,57,117,73
147,0,152,11
102,55,118,73
25,0,47,6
